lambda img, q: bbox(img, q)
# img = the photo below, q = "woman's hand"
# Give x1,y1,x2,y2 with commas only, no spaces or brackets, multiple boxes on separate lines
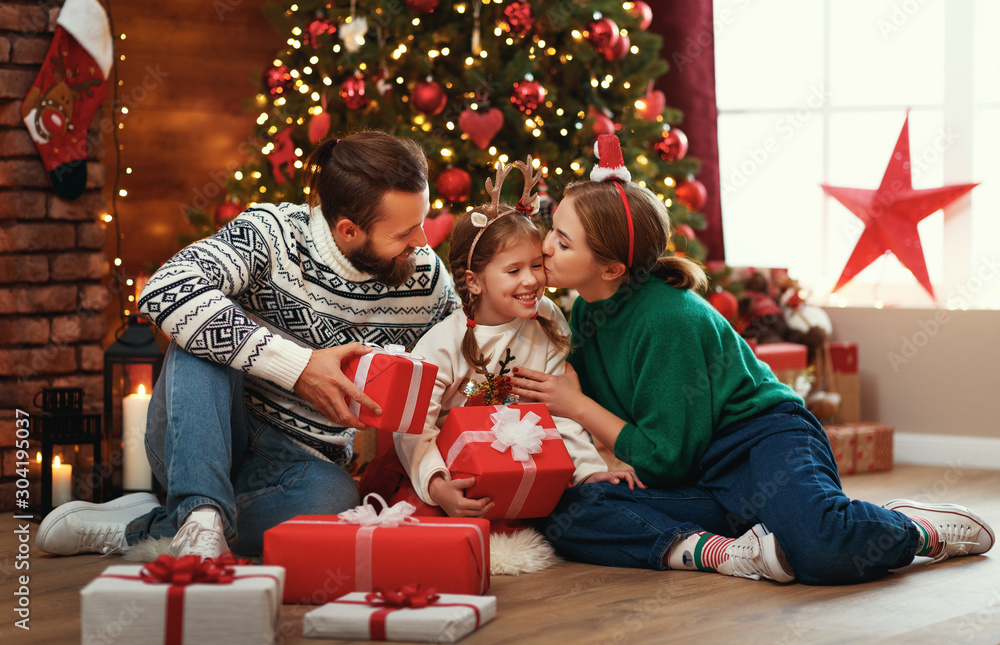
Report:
428,473,495,518
581,470,647,490
510,364,584,419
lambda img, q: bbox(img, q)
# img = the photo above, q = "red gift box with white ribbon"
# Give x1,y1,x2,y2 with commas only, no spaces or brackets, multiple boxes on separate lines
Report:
262,494,490,604
436,404,575,520
341,344,438,434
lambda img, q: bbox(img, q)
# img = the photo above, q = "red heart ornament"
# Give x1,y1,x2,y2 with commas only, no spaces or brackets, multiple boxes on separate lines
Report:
423,210,455,248
459,108,504,149
639,89,666,121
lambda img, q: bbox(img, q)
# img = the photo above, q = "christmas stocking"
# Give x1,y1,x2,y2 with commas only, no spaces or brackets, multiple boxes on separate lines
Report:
21,0,112,200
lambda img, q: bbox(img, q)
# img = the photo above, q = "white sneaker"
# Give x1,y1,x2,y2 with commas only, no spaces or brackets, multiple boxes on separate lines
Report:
884,499,995,562
727,524,796,583
36,492,160,556
168,507,228,560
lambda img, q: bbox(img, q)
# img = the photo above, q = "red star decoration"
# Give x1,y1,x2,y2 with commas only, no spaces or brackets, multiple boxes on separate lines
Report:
821,113,978,301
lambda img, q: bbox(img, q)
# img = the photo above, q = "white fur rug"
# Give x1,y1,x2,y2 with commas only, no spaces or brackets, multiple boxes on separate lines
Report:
124,528,558,576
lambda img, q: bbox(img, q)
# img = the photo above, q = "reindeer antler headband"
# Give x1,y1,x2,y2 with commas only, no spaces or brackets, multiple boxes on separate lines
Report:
591,135,635,268
466,155,542,268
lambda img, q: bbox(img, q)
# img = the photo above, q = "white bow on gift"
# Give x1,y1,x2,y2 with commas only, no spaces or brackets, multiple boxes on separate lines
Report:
338,493,418,527
489,407,545,462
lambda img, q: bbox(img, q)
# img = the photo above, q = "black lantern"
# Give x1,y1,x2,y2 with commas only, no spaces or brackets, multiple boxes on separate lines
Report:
33,387,103,517
103,314,163,498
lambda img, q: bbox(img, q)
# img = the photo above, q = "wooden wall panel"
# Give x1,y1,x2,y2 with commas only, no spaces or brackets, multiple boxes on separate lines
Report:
101,0,280,291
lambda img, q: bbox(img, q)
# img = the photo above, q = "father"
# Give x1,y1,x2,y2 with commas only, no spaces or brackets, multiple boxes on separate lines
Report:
37,131,459,559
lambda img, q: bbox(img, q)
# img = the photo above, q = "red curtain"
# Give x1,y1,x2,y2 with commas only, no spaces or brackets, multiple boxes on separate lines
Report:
650,1,725,261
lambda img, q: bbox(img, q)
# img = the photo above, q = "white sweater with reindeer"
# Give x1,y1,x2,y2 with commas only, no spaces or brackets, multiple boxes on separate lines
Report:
395,296,608,505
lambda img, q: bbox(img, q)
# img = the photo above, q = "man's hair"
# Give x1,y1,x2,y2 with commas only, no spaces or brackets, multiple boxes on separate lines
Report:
302,131,429,231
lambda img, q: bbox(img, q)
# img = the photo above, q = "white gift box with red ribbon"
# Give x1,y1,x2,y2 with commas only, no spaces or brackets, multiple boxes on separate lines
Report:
80,557,284,645
302,586,496,642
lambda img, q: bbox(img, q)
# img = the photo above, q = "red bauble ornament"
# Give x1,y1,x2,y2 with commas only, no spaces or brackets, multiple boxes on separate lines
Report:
586,17,620,55
674,177,707,211
436,167,472,203
655,128,688,162
503,1,535,36
511,78,546,114
340,75,370,110
708,289,739,322
214,200,242,228
628,1,654,30
822,112,978,300
459,107,504,149
304,17,337,49
412,80,447,115
592,112,615,136
406,0,439,13
602,32,630,61
673,223,695,240
264,64,293,96
308,95,331,144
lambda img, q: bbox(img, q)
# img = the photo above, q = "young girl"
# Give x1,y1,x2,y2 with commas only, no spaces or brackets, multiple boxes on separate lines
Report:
513,135,994,584
363,157,640,518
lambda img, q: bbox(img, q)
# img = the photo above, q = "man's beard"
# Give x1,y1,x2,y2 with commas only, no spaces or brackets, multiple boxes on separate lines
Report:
345,237,417,287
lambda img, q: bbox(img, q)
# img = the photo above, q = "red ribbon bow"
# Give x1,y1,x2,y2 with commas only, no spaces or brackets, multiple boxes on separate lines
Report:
141,554,236,586
365,584,440,609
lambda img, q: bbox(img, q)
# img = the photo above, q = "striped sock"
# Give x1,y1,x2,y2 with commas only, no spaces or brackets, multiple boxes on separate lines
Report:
912,517,942,557
694,533,737,573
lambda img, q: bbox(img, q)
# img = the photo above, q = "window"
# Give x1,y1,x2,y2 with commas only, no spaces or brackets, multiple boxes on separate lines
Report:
714,0,1000,309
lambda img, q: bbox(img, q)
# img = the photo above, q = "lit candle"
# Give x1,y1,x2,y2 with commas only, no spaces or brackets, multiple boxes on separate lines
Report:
122,384,153,491
53,456,72,507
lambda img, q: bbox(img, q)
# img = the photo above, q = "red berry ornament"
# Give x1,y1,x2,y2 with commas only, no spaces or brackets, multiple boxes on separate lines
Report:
503,2,535,36
264,64,293,96
340,75,370,110
511,78,546,114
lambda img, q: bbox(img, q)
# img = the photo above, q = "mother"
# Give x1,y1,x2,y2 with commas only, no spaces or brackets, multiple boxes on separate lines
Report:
512,135,993,585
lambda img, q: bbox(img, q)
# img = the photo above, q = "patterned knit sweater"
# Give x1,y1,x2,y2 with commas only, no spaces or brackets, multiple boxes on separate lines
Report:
138,202,459,464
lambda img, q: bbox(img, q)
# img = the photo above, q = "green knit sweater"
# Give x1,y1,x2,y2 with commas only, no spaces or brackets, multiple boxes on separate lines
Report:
568,278,800,487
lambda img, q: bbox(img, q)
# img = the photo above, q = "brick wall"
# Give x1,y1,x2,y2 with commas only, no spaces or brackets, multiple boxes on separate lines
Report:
0,0,110,511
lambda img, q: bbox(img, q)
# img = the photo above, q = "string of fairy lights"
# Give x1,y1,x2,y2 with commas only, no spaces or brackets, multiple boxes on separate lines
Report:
236,0,680,212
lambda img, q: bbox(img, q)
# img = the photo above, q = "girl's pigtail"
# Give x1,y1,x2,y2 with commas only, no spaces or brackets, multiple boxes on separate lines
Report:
453,271,491,370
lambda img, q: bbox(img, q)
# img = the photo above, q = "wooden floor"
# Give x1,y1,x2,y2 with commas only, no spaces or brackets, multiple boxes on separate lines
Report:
4,464,1000,644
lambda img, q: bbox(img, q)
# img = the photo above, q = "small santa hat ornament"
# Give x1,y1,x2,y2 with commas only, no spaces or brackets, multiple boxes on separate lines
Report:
590,134,632,183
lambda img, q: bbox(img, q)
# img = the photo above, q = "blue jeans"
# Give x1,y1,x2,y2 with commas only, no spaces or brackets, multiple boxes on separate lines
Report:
125,343,360,555
536,401,920,585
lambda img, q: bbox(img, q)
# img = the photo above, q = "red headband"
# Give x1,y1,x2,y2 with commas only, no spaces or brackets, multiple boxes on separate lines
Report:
591,135,634,268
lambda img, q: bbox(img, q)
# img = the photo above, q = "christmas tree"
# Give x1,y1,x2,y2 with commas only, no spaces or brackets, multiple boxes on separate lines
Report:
183,0,707,260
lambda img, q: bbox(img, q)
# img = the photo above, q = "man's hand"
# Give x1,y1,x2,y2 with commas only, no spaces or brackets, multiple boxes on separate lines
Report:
293,343,382,429
428,473,494,518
